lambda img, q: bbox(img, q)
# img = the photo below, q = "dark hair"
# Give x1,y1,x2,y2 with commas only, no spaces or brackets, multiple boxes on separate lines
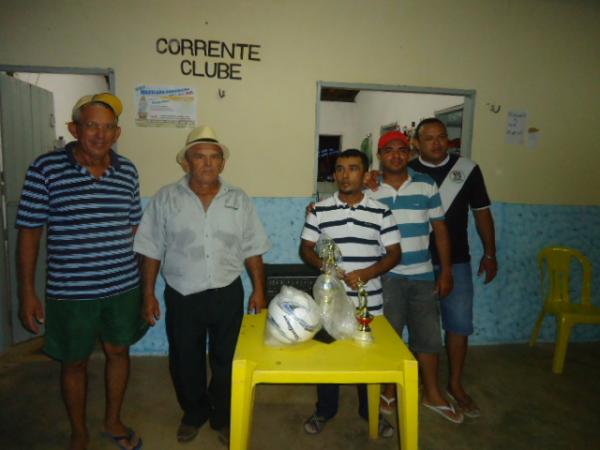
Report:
336,148,368,171
414,118,446,139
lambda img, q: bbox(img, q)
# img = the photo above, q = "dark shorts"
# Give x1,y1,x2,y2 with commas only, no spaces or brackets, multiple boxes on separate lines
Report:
436,263,474,336
382,275,442,354
44,287,148,363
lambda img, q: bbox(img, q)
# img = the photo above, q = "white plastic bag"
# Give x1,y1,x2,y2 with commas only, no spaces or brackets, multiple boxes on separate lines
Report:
265,285,322,346
311,237,357,340
313,272,357,340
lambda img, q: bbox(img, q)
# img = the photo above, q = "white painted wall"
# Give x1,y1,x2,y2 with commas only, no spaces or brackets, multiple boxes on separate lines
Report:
318,100,359,150
13,73,108,145
1,0,599,204
319,90,464,163
357,91,463,146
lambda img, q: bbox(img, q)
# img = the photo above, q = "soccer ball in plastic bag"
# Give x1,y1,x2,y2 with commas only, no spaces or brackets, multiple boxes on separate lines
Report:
266,286,321,345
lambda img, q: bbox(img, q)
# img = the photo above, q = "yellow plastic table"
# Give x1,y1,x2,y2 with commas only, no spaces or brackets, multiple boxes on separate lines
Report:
230,311,419,450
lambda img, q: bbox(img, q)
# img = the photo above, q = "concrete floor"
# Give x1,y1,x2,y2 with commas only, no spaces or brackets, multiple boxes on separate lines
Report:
1,338,599,450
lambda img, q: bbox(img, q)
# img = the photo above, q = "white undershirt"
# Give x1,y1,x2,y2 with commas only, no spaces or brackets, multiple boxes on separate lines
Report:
418,154,450,168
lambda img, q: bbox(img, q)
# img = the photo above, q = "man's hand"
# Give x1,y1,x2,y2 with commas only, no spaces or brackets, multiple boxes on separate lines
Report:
248,291,267,314
436,270,454,299
305,202,315,216
19,292,44,334
473,209,497,285
17,227,44,334
364,170,382,191
344,269,370,291
142,295,161,326
478,256,498,284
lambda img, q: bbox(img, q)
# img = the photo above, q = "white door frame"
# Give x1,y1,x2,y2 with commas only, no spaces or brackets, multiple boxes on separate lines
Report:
0,65,115,91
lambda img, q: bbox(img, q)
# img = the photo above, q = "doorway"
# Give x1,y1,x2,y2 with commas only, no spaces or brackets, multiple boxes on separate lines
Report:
315,82,476,198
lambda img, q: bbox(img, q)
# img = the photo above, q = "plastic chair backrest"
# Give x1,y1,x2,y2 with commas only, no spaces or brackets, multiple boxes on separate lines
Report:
538,247,592,306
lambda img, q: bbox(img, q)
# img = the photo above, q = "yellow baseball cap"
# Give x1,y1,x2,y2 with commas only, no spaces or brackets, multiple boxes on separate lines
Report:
71,92,123,121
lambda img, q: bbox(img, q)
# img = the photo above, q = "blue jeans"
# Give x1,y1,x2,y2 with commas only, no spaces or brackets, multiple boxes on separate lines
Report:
436,263,474,336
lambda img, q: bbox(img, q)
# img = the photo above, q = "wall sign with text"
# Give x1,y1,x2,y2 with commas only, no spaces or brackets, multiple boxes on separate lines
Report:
156,38,262,80
135,85,196,128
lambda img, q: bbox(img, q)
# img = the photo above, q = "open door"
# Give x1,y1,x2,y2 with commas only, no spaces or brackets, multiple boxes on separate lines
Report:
0,74,55,351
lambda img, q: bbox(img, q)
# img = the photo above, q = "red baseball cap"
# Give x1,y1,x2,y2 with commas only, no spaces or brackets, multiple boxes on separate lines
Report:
378,131,410,150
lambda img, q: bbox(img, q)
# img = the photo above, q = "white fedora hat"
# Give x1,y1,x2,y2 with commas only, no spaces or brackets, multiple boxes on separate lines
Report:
176,125,229,165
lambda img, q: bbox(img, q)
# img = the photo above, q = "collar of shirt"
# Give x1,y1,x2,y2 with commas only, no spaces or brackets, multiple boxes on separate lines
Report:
418,154,450,168
66,141,120,177
381,172,413,195
333,191,368,209
177,175,232,199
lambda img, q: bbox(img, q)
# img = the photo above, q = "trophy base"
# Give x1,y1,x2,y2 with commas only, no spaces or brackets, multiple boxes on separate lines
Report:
354,330,374,345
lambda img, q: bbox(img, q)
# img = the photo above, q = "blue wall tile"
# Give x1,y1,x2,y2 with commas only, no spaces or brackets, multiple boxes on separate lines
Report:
469,203,600,345
132,199,600,355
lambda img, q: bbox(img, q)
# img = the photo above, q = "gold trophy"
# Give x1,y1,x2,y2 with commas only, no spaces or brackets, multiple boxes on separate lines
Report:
354,280,374,344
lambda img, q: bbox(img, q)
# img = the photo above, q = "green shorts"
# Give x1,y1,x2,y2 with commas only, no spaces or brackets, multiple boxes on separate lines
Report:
44,287,149,363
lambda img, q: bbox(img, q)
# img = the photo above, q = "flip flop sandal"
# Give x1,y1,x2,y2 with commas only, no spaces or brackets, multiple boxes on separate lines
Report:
378,417,395,438
446,391,482,419
303,414,328,435
102,427,143,450
379,394,396,415
422,402,464,424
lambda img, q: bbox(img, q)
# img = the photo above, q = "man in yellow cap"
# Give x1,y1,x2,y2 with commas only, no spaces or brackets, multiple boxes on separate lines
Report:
16,92,146,450
134,125,271,445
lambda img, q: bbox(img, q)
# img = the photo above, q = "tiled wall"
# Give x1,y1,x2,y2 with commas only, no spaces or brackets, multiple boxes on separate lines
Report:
133,199,600,355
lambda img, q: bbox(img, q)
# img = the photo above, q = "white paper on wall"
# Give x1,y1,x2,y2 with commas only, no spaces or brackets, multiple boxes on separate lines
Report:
505,110,527,145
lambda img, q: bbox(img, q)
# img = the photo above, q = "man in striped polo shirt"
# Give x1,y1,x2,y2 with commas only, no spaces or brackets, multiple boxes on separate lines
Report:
369,131,463,424
301,149,401,437
16,93,146,450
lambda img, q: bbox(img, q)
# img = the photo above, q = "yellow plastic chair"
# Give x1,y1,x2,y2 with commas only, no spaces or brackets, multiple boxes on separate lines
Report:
530,247,600,374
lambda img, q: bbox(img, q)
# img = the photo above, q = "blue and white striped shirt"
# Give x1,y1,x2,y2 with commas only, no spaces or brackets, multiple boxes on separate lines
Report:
367,169,444,281
15,143,142,300
301,193,400,315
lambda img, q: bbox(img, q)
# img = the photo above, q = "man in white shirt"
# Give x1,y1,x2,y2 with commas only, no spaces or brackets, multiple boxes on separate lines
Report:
134,126,271,445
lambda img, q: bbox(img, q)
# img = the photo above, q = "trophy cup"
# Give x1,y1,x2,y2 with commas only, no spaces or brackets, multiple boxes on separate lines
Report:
312,237,360,340
354,280,374,344
313,238,344,309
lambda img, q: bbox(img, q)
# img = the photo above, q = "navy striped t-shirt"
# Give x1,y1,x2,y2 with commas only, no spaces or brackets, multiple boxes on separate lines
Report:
301,193,400,315
16,143,142,300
